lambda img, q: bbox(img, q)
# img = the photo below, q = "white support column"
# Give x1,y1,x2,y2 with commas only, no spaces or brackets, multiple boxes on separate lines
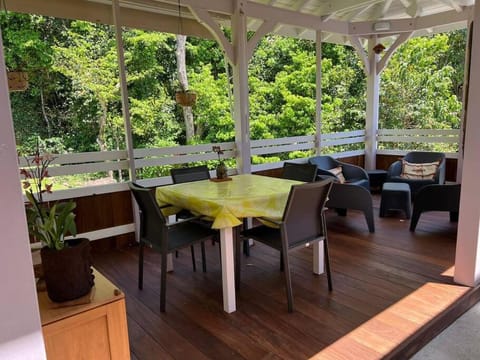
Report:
457,19,474,183
232,0,251,174
315,31,322,155
112,0,136,182
454,4,480,286
112,0,141,243
0,29,46,359
365,37,380,170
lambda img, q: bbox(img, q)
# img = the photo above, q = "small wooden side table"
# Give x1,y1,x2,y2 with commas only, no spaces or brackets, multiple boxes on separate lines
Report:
38,269,130,360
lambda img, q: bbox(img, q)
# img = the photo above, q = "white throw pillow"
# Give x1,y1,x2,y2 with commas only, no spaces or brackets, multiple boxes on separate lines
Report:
401,160,439,180
328,166,346,183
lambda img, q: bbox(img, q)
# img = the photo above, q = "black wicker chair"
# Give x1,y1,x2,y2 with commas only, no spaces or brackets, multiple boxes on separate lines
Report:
242,179,333,312
308,156,374,232
129,182,216,312
387,151,446,199
308,155,369,189
410,184,461,231
282,162,318,182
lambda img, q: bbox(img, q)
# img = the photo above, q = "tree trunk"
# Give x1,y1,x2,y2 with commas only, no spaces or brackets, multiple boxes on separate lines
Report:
176,35,195,142
39,87,51,137
97,101,113,179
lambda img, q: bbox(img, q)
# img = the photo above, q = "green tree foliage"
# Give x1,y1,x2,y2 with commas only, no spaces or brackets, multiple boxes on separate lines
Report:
1,13,464,160
380,33,463,131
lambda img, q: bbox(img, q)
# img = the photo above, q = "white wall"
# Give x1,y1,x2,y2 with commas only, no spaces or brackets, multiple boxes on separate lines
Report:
0,30,46,359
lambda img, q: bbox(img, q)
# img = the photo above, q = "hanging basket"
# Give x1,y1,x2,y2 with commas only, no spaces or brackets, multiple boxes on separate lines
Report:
175,90,197,107
7,71,29,92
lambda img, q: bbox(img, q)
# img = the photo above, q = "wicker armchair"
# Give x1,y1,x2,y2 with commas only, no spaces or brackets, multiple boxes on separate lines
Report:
387,151,446,198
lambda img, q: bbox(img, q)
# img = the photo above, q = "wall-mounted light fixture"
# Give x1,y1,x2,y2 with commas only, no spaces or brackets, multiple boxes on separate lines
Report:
373,21,391,32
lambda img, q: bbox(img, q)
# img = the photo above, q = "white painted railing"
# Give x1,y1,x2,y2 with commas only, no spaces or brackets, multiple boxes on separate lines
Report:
20,129,459,242
20,128,461,200
377,128,460,158
134,141,236,187
250,130,366,171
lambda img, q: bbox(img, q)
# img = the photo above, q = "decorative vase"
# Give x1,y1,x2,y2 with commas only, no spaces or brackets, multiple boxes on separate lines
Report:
175,90,197,106
40,238,95,302
216,161,228,179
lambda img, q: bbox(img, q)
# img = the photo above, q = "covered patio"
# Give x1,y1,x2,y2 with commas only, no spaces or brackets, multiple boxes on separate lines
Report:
2,0,480,359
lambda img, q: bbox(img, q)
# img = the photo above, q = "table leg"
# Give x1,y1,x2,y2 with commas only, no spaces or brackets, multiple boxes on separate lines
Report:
220,227,236,313
313,240,325,275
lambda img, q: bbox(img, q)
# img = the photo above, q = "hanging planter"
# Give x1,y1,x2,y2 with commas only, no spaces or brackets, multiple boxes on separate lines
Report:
175,90,197,107
7,71,29,92
373,43,386,54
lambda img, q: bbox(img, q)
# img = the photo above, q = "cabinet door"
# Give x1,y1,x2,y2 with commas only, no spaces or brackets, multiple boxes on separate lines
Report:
43,299,129,360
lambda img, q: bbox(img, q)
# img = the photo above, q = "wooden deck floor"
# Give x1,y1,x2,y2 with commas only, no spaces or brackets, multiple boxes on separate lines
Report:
92,196,480,360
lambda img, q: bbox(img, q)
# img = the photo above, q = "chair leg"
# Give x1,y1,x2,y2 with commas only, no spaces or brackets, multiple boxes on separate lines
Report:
190,245,197,272
201,242,206,273
242,218,250,257
322,213,333,291
138,241,144,290
243,238,250,257
364,208,375,233
409,210,421,232
281,249,294,313
160,251,168,312
336,208,347,216
235,226,241,290
280,251,284,272
450,211,459,222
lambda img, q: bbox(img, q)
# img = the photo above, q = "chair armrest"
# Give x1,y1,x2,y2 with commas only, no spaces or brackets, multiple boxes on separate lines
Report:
338,161,368,180
387,160,402,178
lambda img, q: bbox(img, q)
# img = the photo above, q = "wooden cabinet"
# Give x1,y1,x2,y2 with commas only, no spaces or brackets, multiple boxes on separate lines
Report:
38,270,130,359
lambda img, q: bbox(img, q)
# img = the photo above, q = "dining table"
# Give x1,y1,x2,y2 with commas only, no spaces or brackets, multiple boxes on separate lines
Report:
155,173,327,313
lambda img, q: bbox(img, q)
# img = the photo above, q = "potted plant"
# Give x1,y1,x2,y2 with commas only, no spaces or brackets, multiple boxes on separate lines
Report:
175,86,197,107
7,70,29,92
21,147,94,302
212,145,228,180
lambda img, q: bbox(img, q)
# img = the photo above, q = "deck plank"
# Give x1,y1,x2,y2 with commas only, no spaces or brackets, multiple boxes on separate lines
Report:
92,197,478,360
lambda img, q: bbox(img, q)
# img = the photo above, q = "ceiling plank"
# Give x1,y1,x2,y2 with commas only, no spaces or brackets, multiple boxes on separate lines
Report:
437,0,464,13
317,0,382,17
8,0,213,38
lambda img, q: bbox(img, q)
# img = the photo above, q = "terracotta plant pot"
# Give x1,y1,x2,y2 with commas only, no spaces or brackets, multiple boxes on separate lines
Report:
175,90,197,106
40,238,95,302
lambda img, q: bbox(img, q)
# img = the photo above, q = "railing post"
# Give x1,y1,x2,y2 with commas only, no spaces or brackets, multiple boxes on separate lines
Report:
232,0,251,174
315,31,322,155
112,0,140,243
365,37,379,170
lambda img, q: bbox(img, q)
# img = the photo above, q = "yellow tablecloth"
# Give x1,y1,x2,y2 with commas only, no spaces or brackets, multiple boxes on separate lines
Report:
156,174,301,229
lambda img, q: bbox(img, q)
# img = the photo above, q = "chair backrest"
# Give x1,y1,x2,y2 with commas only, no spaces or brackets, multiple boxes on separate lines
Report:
404,151,445,165
129,182,166,246
414,184,461,212
308,156,336,170
170,165,210,184
281,178,332,248
282,162,318,182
